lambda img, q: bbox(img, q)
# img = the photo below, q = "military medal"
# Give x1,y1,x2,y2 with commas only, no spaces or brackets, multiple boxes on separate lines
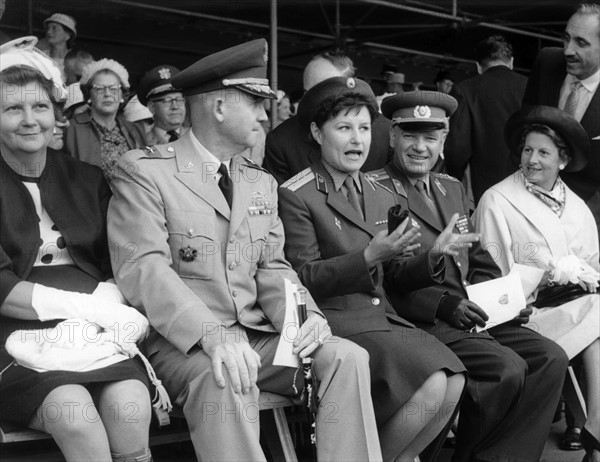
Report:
180,245,198,262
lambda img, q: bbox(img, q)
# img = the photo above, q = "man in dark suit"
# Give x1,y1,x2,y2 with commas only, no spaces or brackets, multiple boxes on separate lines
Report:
369,91,569,462
444,35,528,203
264,50,392,184
523,3,600,242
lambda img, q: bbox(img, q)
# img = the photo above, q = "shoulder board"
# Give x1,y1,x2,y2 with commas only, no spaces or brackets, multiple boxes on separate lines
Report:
241,156,269,173
281,168,315,192
431,172,460,183
365,168,389,182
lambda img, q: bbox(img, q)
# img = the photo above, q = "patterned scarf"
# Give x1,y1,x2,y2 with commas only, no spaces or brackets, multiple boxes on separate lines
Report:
91,117,130,178
520,170,566,217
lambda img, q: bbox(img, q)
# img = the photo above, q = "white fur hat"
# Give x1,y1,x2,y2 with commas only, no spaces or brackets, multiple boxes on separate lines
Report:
80,58,130,89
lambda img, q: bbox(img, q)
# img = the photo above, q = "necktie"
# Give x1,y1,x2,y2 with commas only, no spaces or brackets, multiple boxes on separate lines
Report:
563,81,583,119
167,130,179,142
415,179,442,222
344,176,364,220
218,163,233,208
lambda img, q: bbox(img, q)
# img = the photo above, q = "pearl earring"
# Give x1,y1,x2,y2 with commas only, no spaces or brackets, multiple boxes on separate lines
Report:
87,99,91,104
559,164,565,170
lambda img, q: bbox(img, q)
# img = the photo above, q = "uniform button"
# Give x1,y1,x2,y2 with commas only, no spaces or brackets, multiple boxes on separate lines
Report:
232,290,239,297
371,298,380,305
188,229,194,236
463,280,467,286
229,236,236,243
229,262,237,270
456,262,461,267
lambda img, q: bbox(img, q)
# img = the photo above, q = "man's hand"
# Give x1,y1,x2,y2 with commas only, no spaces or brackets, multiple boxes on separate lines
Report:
507,306,533,326
437,294,488,329
432,213,480,258
200,326,261,395
293,312,333,359
364,218,421,268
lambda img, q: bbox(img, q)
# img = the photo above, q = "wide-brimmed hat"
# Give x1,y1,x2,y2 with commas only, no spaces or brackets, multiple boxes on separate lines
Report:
297,76,377,129
44,13,77,38
505,105,589,172
0,36,67,102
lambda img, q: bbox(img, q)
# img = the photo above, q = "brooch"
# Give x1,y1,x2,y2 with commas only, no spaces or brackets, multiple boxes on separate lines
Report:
179,245,198,262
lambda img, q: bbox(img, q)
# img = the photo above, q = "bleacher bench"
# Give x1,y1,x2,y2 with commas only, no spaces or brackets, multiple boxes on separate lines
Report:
1,391,299,462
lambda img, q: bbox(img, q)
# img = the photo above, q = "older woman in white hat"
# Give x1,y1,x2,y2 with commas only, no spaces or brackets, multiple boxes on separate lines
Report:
65,58,147,176
474,105,599,462
0,37,156,462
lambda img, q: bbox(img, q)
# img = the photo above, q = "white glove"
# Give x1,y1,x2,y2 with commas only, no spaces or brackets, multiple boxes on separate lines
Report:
31,284,149,344
549,255,600,289
93,281,127,305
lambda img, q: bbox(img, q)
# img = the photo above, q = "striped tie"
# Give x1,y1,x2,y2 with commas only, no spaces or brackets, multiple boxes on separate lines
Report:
563,81,583,119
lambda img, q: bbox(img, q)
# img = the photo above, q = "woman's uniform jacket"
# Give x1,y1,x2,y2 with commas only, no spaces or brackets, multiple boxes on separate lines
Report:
65,110,147,167
278,161,444,338
474,173,600,358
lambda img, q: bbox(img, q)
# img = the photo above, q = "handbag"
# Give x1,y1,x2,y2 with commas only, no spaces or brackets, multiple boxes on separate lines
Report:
6,319,172,413
533,283,589,308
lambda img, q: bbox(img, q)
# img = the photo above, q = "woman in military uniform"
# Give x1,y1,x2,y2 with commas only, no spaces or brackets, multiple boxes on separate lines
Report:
278,76,469,462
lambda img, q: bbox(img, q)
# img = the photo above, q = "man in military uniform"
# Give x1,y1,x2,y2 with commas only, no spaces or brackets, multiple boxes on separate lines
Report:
368,91,569,462
108,39,381,461
137,64,187,145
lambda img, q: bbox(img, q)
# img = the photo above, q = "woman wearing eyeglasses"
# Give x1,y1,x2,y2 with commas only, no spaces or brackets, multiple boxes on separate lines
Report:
65,59,147,177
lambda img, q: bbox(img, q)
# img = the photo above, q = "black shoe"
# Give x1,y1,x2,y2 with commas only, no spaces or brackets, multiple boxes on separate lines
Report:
562,426,584,451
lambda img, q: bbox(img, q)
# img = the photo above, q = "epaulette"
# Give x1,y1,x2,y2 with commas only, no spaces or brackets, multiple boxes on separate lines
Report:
365,168,389,182
241,156,270,173
431,172,460,183
281,168,315,192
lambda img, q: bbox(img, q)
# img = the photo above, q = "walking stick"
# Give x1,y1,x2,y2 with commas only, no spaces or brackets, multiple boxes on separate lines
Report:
295,288,318,461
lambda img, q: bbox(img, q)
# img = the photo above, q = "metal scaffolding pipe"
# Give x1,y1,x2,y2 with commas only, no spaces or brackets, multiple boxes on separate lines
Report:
105,0,478,65
356,0,562,43
270,0,278,130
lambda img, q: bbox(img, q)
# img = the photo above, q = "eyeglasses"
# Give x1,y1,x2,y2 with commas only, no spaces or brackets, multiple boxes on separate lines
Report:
154,97,185,106
91,84,122,95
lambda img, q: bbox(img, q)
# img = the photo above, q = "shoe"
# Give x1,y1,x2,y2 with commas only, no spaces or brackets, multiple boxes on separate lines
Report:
562,426,584,451
581,427,600,462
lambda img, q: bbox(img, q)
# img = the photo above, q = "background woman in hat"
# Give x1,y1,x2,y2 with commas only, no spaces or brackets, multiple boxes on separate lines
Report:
0,38,154,462
65,58,147,177
37,13,76,77
474,105,600,462
278,76,472,461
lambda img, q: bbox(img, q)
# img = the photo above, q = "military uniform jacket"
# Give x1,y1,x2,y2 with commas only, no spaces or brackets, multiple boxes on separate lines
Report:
107,130,321,357
369,163,502,343
278,161,444,338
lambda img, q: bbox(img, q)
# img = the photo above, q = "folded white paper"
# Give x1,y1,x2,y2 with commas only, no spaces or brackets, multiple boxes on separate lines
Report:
510,263,546,300
272,278,302,368
466,273,526,332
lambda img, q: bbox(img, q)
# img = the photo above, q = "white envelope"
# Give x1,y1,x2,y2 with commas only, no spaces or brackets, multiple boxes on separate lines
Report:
272,278,302,368
466,273,526,332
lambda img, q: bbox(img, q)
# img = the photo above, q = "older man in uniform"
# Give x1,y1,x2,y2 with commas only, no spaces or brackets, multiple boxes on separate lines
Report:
368,91,569,462
108,39,381,462
137,64,187,145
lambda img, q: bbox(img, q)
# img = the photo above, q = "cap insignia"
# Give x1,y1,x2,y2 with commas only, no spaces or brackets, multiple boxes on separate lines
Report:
158,67,172,80
414,105,431,118
346,78,356,89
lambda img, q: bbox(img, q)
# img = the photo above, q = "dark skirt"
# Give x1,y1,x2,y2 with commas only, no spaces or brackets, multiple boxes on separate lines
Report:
0,265,150,425
0,353,149,425
347,321,466,426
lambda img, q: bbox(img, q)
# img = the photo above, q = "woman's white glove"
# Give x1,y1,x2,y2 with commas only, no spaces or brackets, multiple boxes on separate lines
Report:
31,284,149,344
92,281,127,305
549,255,599,292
